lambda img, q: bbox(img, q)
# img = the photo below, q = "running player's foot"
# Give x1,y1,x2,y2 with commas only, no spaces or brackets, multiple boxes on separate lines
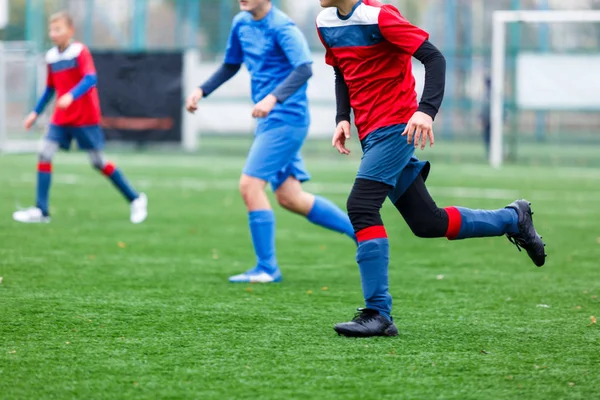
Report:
13,207,50,224
334,308,398,338
505,199,546,267
228,266,282,283
130,193,148,224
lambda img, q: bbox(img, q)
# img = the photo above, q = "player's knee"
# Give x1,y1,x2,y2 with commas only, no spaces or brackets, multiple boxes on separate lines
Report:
275,190,296,211
90,158,104,171
88,151,106,171
406,208,448,238
346,179,389,232
38,152,52,163
239,175,262,202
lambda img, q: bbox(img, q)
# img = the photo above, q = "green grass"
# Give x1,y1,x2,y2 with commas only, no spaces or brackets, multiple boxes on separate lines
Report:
1,148,599,399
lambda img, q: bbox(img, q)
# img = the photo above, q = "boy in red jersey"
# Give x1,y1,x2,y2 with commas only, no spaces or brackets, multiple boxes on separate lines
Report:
14,12,147,224
317,0,546,337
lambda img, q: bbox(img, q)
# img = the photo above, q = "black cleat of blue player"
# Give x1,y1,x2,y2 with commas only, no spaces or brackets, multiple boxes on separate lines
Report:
505,199,546,267
334,308,398,338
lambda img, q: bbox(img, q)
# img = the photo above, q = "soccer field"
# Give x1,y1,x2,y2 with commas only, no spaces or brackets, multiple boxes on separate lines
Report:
1,148,599,399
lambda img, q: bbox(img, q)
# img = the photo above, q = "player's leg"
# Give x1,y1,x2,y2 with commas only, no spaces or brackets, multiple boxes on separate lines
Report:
13,124,70,223
334,125,415,338
76,126,147,223
13,139,59,223
393,172,546,266
273,153,355,242
229,126,302,283
87,149,147,224
232,173,280,283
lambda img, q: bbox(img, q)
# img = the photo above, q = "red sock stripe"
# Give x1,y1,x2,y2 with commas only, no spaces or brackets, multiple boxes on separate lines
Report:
102,162,116,176
356,225,387,243
444,207,462,240
37,162,52,173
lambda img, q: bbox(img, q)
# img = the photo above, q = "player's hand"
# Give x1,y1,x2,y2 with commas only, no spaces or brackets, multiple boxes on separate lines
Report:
57,93,74,109
332,120,351,155
23,112,38,130
186,88,203,114
252,94,278,118
402,111,435,150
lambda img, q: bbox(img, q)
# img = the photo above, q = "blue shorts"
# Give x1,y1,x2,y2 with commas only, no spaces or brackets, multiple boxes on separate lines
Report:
243,124,311,191
46,124,105,151
357,124,430,203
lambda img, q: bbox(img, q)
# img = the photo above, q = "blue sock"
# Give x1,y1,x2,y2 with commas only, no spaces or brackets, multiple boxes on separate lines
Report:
445,206,519,240
36,161,52,216
101,163,139,202
356,226,392,320
249,210,278,274
307,196,356,243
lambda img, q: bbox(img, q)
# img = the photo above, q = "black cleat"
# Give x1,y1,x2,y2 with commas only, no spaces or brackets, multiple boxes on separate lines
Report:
334,308,398,338
505,199,546,267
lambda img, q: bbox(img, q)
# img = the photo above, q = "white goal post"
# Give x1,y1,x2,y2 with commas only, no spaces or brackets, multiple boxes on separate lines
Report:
490,10,600,168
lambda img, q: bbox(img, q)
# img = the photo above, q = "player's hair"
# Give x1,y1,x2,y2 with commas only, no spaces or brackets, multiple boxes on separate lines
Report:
49,11,74,27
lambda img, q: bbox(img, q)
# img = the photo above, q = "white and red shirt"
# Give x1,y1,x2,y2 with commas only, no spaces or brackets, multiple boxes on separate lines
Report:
46,42,101,126
317,0,429,139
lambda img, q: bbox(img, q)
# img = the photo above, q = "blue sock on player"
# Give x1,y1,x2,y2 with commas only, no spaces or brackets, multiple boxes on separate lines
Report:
445,206,519,240
356,226,392,320
307,196,356,242
36,161,52,216
101,162,138,202
249,210,278,274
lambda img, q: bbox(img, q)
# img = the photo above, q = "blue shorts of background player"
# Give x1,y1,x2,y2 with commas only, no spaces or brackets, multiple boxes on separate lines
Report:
185,0,356,283
47,124,105,150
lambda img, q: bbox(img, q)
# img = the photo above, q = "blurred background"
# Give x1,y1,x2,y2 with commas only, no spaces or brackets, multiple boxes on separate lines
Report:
1,0,600,166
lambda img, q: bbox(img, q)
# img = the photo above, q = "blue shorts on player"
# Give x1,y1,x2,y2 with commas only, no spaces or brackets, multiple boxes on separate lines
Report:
46,124,105,151
357,124,429,202
243,120,311,191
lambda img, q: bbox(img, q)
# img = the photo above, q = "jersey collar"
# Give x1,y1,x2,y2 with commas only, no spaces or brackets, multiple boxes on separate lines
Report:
337,0,362,21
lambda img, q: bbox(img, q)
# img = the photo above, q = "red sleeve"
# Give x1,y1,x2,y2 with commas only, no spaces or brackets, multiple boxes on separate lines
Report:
378,5,429,55
77,45,97,75
316,27,338,67
46,65,54,88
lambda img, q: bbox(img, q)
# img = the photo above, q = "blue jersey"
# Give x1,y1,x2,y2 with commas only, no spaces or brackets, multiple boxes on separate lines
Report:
225,7,312,127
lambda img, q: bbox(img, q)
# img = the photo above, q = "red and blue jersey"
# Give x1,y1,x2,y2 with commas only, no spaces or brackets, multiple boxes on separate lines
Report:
316,0,429,139
45,42,101,127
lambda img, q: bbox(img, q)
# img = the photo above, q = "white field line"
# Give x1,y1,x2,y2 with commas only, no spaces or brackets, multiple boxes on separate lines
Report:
4,173,600,203
13,155,600,180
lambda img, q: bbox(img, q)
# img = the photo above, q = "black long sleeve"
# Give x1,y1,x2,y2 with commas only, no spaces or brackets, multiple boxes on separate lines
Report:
412,40,446,120
271,63,313,103
334,67,351,125
199,63,242,97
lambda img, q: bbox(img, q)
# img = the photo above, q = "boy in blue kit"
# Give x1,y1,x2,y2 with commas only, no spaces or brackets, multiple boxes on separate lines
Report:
186,0,356,283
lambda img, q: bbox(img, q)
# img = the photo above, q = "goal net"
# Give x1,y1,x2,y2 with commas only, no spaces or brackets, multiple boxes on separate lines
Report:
490,10,600,168
0,41,44,153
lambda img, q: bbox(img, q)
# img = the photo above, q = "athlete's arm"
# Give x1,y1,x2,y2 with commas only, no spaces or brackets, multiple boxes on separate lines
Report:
413,40,446,120
330,67,352,155
24,65,55,129
70,74,98,100
199,63,242,97
187,18,244,114
270,63,312,103
270,24,313,105
334,67,351,124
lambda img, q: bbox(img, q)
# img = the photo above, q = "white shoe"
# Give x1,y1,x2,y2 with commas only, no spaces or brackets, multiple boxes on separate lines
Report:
228,267,282,283
13,207,51,224
130,193,148,224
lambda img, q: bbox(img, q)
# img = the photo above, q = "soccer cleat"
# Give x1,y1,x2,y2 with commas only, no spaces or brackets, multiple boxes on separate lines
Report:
130,193,148,224
334,308,398,338
12,207,50,224
505,199,546,267
228,267,282,283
